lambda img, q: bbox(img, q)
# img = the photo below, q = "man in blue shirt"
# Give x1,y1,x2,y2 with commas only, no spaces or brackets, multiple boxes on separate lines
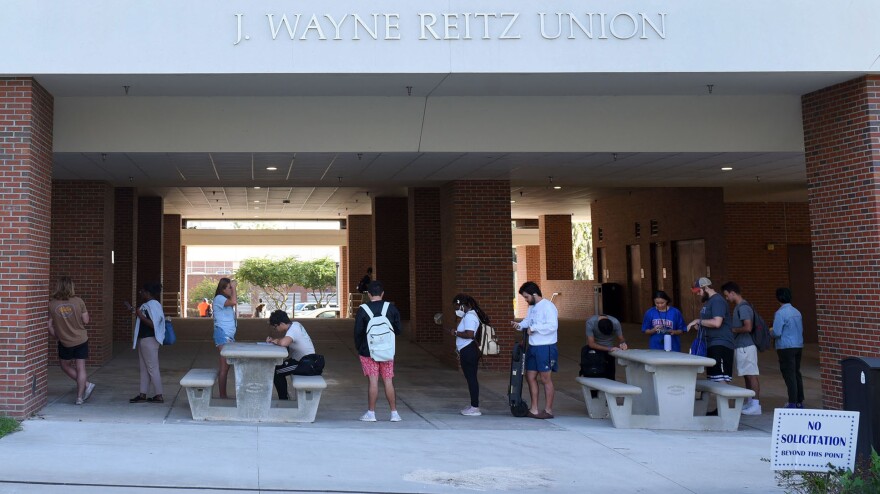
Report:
771,287,805,408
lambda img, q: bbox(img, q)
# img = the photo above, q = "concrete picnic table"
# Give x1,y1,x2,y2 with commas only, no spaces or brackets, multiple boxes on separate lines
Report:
221,342,288,421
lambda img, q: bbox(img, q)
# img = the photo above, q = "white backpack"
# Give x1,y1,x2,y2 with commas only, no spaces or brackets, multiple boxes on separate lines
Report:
477,322,500,356
362,302,396,362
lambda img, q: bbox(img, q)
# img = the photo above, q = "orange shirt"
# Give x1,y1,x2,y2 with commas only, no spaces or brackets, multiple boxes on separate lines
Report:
198,301,209,317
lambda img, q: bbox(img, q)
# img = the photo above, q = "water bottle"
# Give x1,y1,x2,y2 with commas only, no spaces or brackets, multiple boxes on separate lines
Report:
663,334,672,352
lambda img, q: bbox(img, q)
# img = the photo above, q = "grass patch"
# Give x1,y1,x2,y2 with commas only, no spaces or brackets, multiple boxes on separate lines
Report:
0,416,21,438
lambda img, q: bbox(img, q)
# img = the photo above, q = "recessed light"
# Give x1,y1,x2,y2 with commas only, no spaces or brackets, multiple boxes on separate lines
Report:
553,186,562,190
253,200,260,203
721,167,733,171
254,186,261,189
266,166,278,171
511,200,516,204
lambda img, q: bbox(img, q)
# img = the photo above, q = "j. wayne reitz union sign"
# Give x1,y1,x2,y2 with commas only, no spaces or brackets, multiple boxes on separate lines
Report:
233,11,668,45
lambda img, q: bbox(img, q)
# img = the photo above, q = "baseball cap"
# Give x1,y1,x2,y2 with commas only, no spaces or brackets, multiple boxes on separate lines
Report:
691,277,712,293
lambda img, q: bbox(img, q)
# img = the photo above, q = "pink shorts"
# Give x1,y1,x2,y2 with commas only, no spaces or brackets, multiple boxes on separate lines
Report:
359,355,394,379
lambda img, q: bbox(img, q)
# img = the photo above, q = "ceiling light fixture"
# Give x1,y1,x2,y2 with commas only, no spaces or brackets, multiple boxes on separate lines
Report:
266,166,278,171
254,186,261,189
721,167,733,171
511,200,516,204
253,200,260,203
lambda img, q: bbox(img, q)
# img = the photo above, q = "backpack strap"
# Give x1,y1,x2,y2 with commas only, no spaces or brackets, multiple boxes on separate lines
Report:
360,304,375,320
380,302,389,317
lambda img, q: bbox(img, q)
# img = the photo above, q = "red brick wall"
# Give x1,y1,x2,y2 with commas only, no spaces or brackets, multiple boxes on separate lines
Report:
591,188,727,322
408,188,442,342
162,214,182,315
113,188,137,342
515,245,541,318
440,181,513,370
540,215,574,280
724,202,811,331
802,75,880,410
346,214,373,300
0,78,53,418
539,280,597,321
50,181,114,366
339,246,348,316
136,197,163,289
373,197,411,320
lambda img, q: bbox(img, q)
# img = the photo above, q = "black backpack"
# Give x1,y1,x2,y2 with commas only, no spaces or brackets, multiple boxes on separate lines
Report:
579,345,606,377
744,302,772,352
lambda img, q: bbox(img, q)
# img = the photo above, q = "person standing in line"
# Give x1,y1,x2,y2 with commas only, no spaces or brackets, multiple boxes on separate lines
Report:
687,278,735,384
641,290,686,352
48,276,96,405
451,293,489,417
213,278,238,399
511,281,558,420
354,280,402,422
721,282,762,415
771,287,805,409
129,282,166,403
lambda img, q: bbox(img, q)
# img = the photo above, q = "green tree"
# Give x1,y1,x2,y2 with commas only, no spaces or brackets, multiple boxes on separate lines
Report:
235,257,300,311
573,221,594,280
189,277,219,307
294,257,338,307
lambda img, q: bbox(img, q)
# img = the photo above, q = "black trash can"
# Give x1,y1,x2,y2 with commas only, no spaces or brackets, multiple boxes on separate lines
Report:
600,283,624,321
841,356,880,463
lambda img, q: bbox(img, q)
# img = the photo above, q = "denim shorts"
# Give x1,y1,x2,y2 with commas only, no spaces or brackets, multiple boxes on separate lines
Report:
526,343,558,373
213,327,235,347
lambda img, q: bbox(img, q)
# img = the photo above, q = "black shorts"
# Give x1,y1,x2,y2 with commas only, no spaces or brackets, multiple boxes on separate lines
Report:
706,345,733,382
58,341,89,361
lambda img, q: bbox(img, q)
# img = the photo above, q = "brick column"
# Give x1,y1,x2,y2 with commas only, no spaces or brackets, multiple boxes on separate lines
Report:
515,245,541,318
409,188,442,342
162,214,182,316
113,188,137,342
346,214,373,313
339,246,348,317
373,197,411,320
440,181,513,370
50,181,114,365
136,197,163,289
802,75,880,410
0,78,53,418
539,215,574,280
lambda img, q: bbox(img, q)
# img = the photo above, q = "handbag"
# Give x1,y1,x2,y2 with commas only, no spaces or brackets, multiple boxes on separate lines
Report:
689,325,707,357
163,319,176,345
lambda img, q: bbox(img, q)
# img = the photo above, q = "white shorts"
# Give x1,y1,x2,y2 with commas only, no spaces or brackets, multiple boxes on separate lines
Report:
735,345,760,376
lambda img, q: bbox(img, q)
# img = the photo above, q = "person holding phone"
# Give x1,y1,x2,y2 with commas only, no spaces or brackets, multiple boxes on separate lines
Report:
213,277,238,399
641,290,686,352
128,282,165,403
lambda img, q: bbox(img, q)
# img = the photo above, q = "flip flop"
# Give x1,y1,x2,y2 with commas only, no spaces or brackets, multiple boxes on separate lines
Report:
527,411,545,419
541,411,554,419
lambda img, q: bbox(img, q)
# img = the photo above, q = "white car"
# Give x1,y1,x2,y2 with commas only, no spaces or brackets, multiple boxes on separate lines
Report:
296,307,341,319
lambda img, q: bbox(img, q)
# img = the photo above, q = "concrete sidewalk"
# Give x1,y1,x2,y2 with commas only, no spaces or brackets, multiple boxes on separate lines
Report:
0,319,818,493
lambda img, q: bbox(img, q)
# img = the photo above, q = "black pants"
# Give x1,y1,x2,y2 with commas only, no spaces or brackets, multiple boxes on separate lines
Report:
460,342,480,407
273,355,324,400
777,348,804,405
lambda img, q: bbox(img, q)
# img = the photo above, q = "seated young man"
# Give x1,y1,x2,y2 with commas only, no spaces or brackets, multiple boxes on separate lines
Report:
265,310,324,400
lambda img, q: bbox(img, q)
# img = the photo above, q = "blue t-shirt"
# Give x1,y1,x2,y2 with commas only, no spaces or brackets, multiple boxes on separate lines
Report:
213,294,236,335
701,293,734,349
641,306,686,352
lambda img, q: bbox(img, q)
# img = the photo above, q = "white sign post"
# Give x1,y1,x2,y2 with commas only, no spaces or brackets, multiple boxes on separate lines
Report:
771,409,860,472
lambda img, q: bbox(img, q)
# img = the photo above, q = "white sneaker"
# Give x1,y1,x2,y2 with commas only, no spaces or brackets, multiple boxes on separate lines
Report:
390,411,402,422
83,382,96,402
359,411,377,422
742,401,762,416
74,398,84,405
461,406,482,416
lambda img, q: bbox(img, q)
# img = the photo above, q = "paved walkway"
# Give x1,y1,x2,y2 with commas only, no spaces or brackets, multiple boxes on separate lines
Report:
0,318,821,493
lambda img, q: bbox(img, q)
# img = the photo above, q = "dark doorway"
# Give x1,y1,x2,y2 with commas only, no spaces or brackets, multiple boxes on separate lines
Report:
788,244,819,343
596,247,606,283
626,244,642,323
650,242,664,294
672,239,706,322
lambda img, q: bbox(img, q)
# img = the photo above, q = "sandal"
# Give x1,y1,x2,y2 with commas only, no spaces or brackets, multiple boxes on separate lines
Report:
526,411,546,420
129,394,148,403
148,395,164,403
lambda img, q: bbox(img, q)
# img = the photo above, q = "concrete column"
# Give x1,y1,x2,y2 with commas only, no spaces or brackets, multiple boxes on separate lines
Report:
539,214,574,280
50,181,114,365
163,214,182,316
802,75,880,410
346,215,373,315
0,78,53,418
113,188,137,342
408,188,442,342
136,197,163,289
440,180,513,370
373,197,410,320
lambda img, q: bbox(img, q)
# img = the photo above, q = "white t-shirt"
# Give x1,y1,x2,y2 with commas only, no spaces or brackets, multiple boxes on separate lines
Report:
455,311,480,352
284,322,315,360
517,298,559,346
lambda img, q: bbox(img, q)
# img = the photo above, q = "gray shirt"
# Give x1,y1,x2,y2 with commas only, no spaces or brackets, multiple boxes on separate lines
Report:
586,315,623,349
732,301,755,349
700,293,735,349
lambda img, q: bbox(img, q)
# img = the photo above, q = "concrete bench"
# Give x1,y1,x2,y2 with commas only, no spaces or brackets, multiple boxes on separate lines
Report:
576,377,642,427
694,380,755,431
273,375,327,423
180,368,218,421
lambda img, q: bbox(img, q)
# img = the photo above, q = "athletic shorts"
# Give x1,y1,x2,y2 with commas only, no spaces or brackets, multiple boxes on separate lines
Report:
58,341,88,360
526,343,558,373
707,345,734,382
360,355,394,379
735,345,760,376
213,327,235,347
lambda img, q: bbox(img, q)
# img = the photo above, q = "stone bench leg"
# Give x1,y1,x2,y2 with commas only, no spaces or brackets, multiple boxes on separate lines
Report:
293,387,324,423
715,395,746,431
185,386,213,421
604,394,634,429
580,386,610,419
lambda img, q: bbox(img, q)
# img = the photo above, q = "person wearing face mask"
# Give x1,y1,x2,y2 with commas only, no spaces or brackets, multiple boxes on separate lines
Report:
450,294,489,416
641,291,686,352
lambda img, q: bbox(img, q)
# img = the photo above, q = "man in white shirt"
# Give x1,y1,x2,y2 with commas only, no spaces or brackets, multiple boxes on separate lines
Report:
510,281,559,419
266,310,323,400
